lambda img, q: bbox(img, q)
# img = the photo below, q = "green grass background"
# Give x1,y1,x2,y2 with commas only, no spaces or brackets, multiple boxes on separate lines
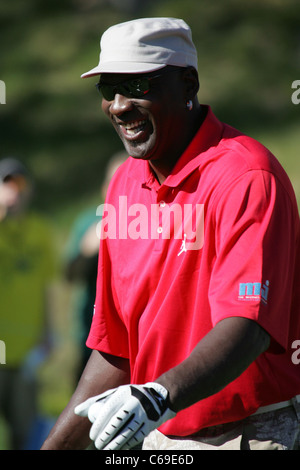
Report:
0,0,299,449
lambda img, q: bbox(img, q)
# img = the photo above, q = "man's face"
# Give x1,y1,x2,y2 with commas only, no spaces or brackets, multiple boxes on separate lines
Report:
100,67,188,165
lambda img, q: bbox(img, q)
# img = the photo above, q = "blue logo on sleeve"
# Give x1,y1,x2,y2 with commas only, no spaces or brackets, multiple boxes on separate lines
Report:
238,280,269,304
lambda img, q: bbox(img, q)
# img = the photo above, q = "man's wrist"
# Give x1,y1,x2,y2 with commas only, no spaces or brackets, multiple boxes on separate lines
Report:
149,380,177,412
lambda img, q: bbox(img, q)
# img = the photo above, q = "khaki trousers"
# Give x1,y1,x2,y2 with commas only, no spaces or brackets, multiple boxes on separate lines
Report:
143,400,300,450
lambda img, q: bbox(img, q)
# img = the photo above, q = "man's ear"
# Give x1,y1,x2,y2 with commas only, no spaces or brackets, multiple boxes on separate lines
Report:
183,67,200,100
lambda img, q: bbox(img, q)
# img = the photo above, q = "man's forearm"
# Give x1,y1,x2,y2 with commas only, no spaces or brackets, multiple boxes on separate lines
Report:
156,317,270,412
41,350,130,450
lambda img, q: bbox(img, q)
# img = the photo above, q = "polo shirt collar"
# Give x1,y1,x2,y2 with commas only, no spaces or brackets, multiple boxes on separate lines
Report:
127,105,224,189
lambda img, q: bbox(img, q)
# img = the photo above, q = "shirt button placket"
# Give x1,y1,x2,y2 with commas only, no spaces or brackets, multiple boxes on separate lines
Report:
158,200,166,235
154,198,166,251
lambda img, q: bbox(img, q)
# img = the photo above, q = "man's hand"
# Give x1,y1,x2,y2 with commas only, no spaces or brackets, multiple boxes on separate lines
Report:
74,382,176,450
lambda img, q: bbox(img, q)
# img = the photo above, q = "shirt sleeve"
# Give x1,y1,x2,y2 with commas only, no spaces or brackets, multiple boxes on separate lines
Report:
86,235,129,358
209,169,298,353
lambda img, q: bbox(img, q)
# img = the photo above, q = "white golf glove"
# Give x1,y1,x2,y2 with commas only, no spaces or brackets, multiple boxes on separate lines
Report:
74,382,176,450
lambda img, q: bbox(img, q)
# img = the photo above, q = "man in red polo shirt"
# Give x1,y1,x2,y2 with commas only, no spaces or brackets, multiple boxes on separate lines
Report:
41,18,300,450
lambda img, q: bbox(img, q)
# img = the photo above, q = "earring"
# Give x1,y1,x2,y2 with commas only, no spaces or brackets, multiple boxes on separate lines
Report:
186,99,193,111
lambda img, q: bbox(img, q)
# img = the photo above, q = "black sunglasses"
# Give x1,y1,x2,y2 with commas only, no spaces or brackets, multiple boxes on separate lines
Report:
95,68,183,101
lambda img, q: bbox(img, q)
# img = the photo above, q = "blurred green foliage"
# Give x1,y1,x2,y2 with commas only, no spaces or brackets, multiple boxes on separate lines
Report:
0,1,300,442
1,0,300,222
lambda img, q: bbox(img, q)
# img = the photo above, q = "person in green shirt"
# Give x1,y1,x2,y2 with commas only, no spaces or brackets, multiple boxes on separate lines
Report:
0,158,55,449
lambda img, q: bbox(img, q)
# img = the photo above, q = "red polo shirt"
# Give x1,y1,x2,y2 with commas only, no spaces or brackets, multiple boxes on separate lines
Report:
87,106,300,435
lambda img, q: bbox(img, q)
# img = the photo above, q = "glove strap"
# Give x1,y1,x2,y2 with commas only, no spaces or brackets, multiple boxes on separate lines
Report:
145,382,175,413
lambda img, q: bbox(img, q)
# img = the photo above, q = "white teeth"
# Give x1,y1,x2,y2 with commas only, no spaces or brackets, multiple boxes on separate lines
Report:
126,129,136,136
123,120,146,133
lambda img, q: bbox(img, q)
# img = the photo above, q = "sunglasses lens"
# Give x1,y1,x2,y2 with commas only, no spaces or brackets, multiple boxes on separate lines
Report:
97,78,150,101
98,84,115,101
126,78,149,97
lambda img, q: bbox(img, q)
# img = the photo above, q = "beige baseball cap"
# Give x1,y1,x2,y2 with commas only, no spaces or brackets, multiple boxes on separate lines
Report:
81,17,198,78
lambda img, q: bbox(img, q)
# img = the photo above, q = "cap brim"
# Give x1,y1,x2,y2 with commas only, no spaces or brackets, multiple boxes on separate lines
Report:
81,62,166,78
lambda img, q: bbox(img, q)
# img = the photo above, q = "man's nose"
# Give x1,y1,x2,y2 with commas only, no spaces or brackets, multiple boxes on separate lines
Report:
109,93,133,116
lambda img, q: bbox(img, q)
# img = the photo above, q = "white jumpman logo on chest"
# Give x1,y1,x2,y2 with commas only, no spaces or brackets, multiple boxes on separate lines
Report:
177,233,187,256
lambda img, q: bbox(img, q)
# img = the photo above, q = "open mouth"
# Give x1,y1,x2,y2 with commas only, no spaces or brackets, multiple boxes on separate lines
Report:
120,120,148,140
